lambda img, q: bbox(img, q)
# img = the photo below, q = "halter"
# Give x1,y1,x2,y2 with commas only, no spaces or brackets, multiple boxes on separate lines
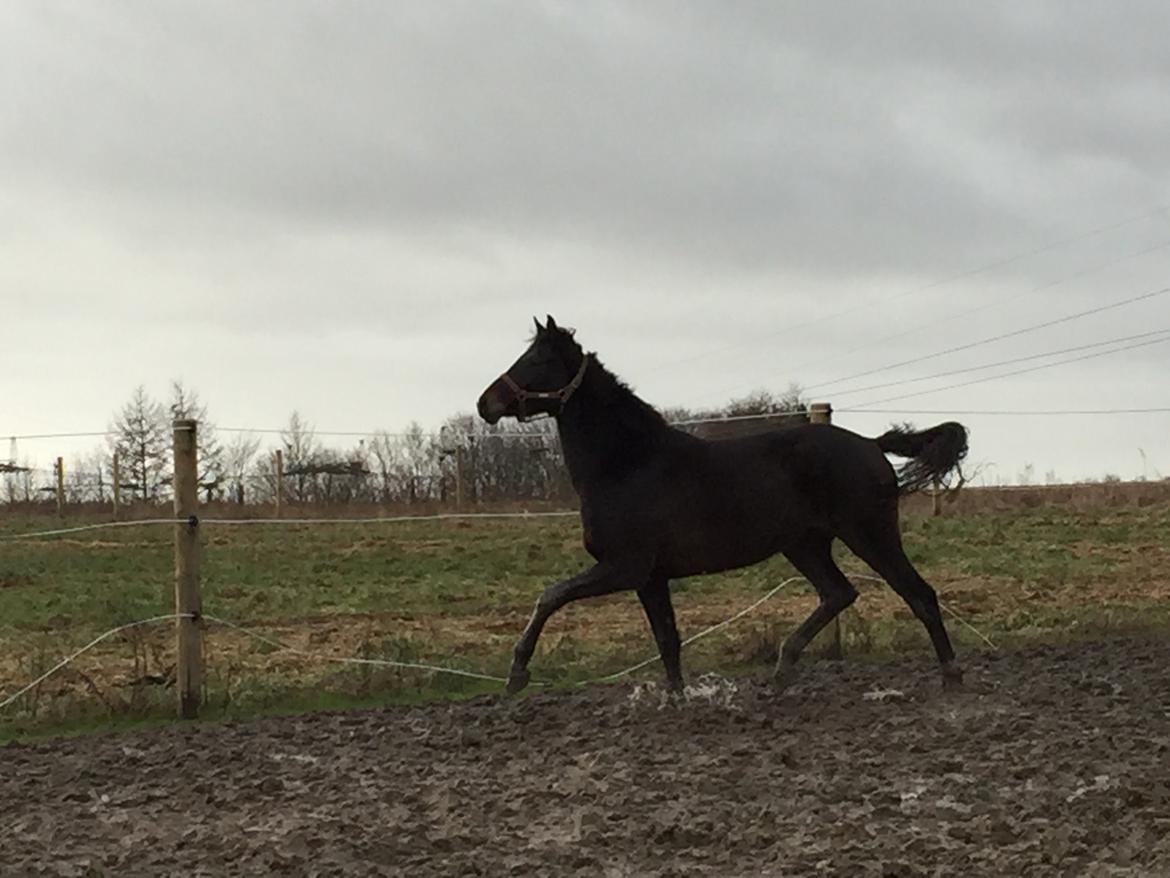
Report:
499,354,590,421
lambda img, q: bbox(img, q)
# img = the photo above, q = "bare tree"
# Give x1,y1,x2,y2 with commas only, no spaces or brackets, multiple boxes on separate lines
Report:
722,384,806,418
369,429,432,504
369,431,402,503
222,432,262,503
440,413,562,504
2,457,35,504
64,450,111,503
170,381,224,499
386,422,441,504
108,386,169,502
280,411,323,504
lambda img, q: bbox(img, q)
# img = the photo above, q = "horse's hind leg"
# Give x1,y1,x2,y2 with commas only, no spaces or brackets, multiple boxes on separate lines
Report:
637,576,684,692
774,534,858,687
840,515,962,689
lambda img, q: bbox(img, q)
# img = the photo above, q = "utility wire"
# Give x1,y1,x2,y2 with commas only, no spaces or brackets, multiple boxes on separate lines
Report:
803,284,1170,394
774,236,1170,390
1,431,113,441
837,407,1170,416
849,334,1170,408
644,204,1170,376
826,328,1170,399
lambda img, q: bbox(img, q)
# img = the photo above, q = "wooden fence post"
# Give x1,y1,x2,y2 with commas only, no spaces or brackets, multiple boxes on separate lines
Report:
173,419,203,719
931,477,942,517
808,403,844,660
454,446,465,511
55,457,65,518
274,449,284,518
112,452,121,521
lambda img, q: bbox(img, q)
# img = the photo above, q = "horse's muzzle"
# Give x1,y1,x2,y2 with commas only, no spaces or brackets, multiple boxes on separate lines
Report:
477,380,510,424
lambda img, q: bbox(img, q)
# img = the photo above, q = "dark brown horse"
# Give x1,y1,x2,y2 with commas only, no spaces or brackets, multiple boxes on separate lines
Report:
478,317,968,694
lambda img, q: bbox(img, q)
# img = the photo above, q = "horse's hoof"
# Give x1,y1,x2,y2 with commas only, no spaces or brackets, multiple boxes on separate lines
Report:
505,669,531,695
772,660,800,692
941,663,964,691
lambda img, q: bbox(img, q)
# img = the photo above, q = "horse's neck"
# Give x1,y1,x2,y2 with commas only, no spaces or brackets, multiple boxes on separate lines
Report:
555,406,607,495
555,372,665,495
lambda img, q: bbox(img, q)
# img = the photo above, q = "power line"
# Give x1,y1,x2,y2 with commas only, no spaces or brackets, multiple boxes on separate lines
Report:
803,283,1170,394
644,203,1170,376
218,426,380,437
10,411,805,447
5,425,557,443
847,333,1170,408
216,426,557,440
1,430,113,441
774,236,1170,390
837,407,1170,416
825,328,1170,399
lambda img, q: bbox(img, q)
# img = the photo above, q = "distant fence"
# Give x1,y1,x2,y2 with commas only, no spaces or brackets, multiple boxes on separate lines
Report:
905,478,1170,515
2,408,819,516
8,401,1167,521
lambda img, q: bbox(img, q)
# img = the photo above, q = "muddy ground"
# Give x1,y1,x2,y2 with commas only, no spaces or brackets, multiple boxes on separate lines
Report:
3,634,1169,877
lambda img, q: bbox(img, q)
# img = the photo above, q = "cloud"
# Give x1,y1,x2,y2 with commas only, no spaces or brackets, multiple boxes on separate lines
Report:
6,1,1169,282
2,2,1169,479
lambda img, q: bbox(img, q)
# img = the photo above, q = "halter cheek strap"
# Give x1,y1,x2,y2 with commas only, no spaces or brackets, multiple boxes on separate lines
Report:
499,354,590,421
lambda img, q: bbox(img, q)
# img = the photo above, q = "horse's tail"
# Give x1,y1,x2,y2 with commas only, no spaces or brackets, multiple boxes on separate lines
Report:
875,421,969,495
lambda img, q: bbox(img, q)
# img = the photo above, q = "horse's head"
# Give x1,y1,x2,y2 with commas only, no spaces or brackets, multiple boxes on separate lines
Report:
477,316,589,424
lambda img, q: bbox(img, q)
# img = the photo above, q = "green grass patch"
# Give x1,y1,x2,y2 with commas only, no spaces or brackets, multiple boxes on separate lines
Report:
2,501,1169,740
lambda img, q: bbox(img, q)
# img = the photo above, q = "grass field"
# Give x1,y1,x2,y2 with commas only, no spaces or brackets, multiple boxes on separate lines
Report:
2,492,1169,741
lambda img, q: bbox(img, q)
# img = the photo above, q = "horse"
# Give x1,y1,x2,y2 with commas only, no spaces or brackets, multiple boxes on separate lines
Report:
477,316,969,695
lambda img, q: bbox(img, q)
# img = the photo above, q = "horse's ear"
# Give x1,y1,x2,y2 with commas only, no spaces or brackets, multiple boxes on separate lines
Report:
546,315,559,331
533,316,545,335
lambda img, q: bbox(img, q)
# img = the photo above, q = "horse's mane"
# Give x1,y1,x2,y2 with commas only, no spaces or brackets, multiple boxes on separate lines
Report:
586,354,667,427
547,326,670,475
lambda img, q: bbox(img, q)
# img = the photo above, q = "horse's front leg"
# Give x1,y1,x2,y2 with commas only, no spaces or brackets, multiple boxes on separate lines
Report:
507,559,649,694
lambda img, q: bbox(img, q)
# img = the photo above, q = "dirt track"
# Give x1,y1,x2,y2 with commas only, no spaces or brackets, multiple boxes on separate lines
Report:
3,634,1170,877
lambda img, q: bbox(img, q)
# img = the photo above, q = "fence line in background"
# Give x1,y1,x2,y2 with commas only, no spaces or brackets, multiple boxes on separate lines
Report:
0,519,181,542
941,603,1000,651
0,572,1001,716
199,511,581,526
848,573,999,651
7,402,1168,451
8,402,1167,513
0,510,588,542
204,616,511,685
4,409,810,445
0,614,193,711
595,577,802,682
1,581,807,709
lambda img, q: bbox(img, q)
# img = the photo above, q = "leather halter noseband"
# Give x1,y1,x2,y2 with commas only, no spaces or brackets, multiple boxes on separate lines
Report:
498,354,590,421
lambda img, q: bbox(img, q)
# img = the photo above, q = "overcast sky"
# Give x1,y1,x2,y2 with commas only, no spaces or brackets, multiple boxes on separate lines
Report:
3,2,1169,484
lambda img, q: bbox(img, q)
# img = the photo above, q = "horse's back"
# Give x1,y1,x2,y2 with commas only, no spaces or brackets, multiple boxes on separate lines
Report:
695,422,899,525
771,419,895,486
586,422,898,574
